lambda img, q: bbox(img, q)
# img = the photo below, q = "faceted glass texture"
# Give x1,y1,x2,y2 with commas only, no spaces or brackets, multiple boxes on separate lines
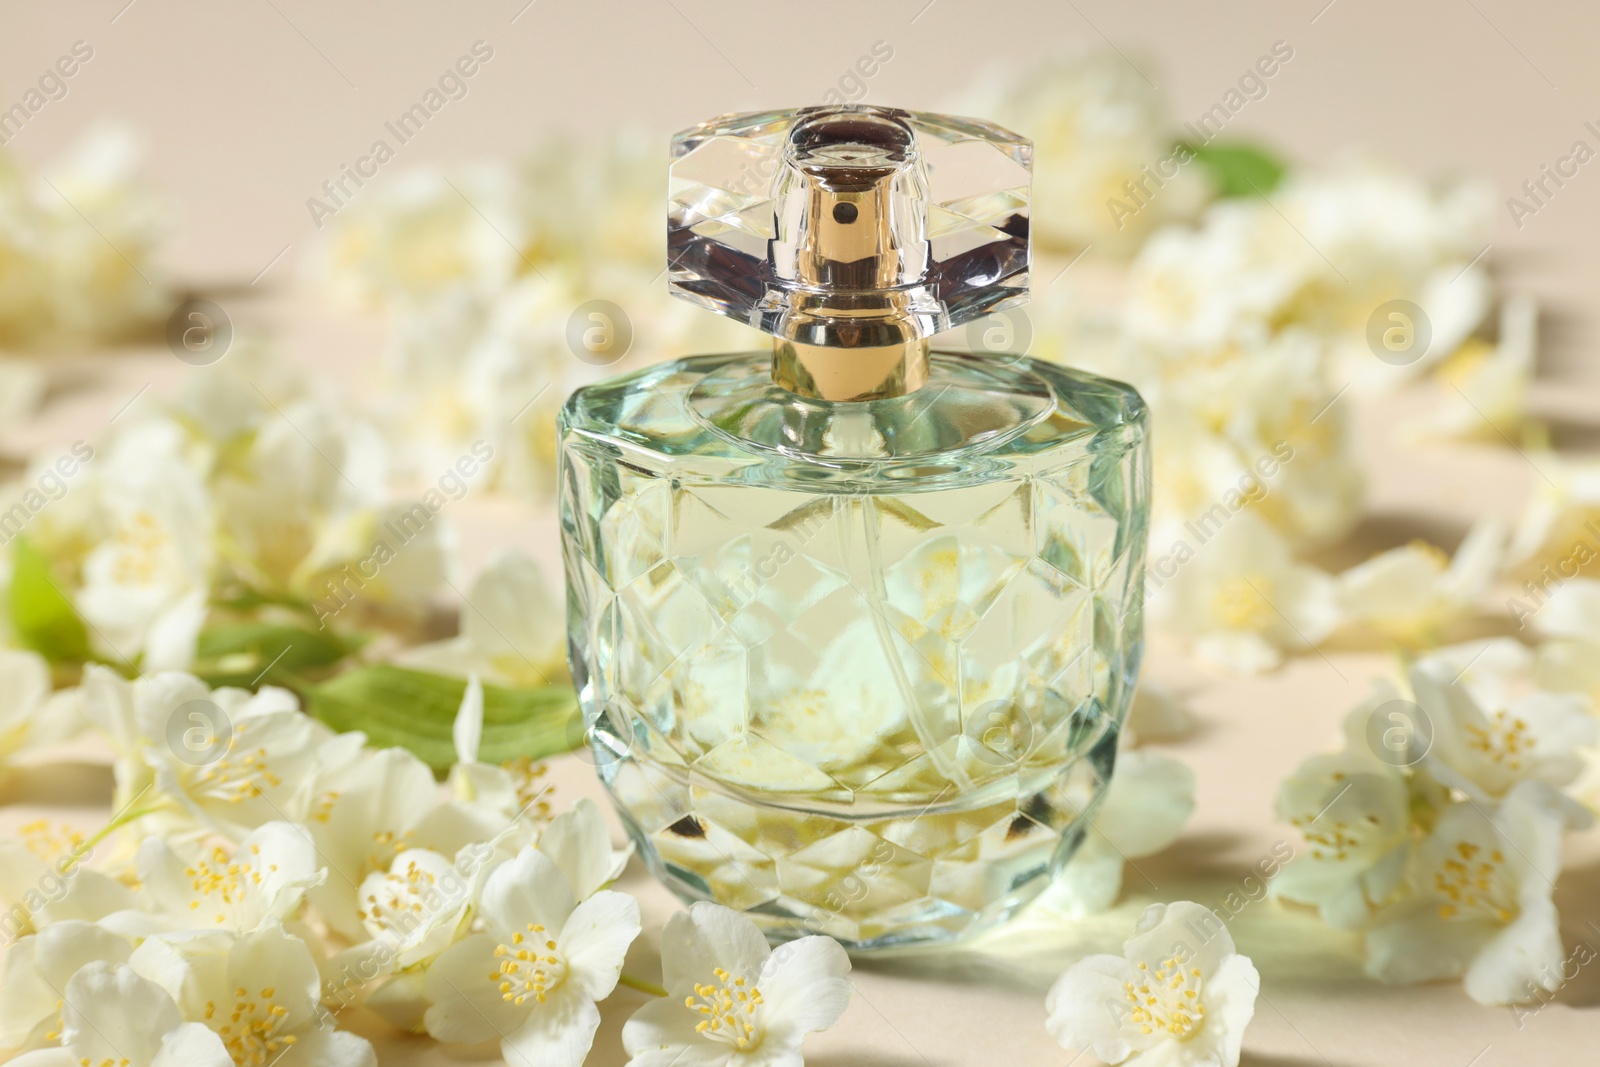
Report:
667,107,1032,341
558,351,1149,950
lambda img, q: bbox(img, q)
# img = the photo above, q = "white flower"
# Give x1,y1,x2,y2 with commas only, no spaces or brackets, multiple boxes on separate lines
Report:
0,649,83,765
956,49,1210,254
1048,749,1195,916
1336,519,1504,645
122,821,324,934
1272,735,1411,928
1364,784,1565,1004
1530,578,1600,702
622,902,852,1067
0,834,136,941
5,961,230,1067
534,796,632,901
1150,511,1339,673
1124,679,1193,744
423,846,640,1067
1506,453,1600,581
1124,201,1309,353
306,743,501,940
1045,900,1259,1067
1408,297,1536,442
34,124,169,345
354,840,494,970
129,923,376,1066
75,421,214,670
0,123,169,351
1410,651,1596,809
441,674,558,835
143,681,325,840
403,549,567,687
305,163,527,312
1412,638,1534,709
0,921,135,1052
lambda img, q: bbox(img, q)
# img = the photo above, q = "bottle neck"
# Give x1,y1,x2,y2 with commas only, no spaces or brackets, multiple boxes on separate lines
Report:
771,337,930,402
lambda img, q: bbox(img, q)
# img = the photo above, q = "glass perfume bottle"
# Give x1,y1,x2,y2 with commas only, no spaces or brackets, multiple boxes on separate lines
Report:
558,105,1149,951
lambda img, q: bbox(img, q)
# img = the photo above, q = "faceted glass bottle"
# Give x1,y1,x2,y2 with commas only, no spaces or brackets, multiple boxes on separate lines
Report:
558,105,1150,950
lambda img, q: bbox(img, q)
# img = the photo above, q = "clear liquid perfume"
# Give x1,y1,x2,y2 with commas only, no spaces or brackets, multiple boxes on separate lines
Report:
559,105,1149,950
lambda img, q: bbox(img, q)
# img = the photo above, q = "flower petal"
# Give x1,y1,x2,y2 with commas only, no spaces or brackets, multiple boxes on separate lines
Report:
620,996,732,1067
1125,901,1236,978
1462,893,1564,1005
1044,953,1137,1061
273,1026,378,1067
758,934,853,1042
1092,750,1195,858
1046,836,1128,917
560,890,640,1000
539,797,628,900
423,933,527,1044
479,846,575,937
1364,899,1492,985
150,1022,232,1067
500,983,601,1067
0,921,133,1048
660,903,770,995
61,961,181,1067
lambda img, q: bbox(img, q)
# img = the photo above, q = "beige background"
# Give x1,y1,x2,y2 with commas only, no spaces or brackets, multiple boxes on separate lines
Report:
4,1,1600,1064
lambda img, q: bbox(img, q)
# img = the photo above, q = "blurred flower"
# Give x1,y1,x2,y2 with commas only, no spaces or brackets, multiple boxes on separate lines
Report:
306,163,527,312
402,549,566,688
0,123,169,351
1530,578,1600,705
85,669,324,840
1507,453,1600,582
1045,900,1258,1067
1410,649,1596,814
1125,160,1492,379
0,648,83,764
5,341,454,670
1124,679,1192,744
0,921,136,1053
1272,685,1416,929
355,845,479,970
1336,519,1505,647
1364,783,1565,1005
1150,511,1340,673
1049,748,1195,916
306,744,465,940
957,49,1211,255
1274,748,1411,929
307,135,755,501
622,901,852,1067
1407,296,1536,442
72,421,213,669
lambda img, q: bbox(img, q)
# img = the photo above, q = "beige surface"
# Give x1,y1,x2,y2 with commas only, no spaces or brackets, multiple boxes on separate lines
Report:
5,1,1600,1065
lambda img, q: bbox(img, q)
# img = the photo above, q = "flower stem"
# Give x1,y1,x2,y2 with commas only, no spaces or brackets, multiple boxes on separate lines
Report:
618,973,667,997
67,804,165,867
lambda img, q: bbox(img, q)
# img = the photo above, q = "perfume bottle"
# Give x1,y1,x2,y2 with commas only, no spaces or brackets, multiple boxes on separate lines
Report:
558,105,1149,950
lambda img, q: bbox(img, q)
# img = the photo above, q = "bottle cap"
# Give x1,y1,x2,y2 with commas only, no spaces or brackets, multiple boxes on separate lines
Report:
667,105,1031,399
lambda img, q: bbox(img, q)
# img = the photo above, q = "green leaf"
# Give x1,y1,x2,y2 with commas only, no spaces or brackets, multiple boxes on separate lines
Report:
1186,141,1288,199
192,622,357,690
305,665,581,773
6,538,92,663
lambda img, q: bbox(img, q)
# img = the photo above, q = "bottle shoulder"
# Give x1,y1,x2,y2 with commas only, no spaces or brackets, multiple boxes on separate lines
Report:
559,350,1145,487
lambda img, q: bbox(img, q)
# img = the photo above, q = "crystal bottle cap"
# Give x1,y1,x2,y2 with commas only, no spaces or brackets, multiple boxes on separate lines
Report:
667,105,1032,350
